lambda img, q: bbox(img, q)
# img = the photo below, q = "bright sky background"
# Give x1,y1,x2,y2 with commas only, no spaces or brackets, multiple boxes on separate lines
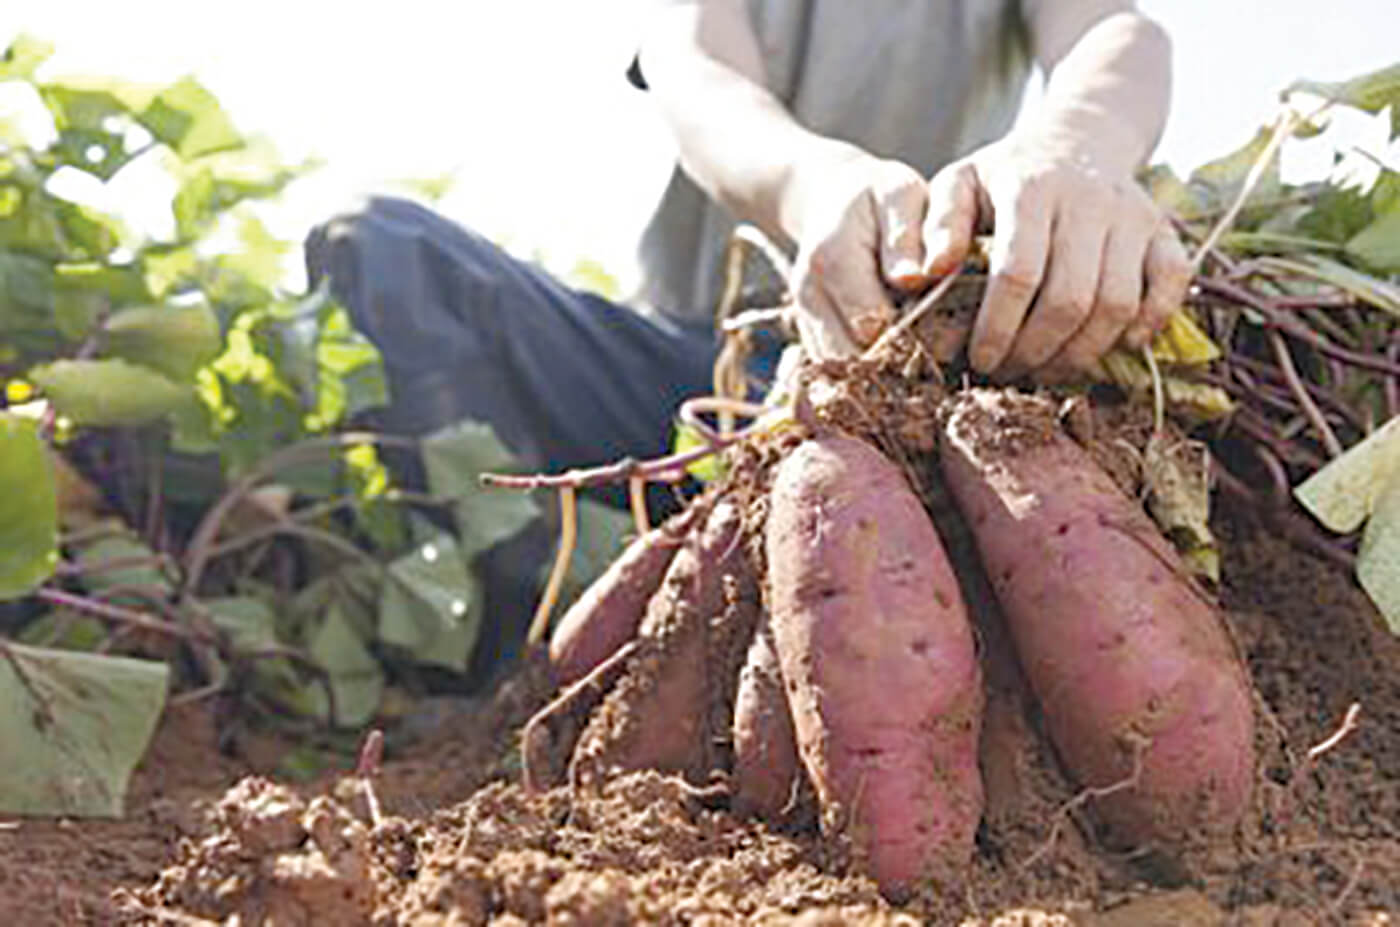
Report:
5,1,1398,294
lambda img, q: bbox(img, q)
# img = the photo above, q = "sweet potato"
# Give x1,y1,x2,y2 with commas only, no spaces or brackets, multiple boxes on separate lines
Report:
939,389,1254,849
570,499,755,783
766,434,984,897
731,616,800,821
548,501,705,686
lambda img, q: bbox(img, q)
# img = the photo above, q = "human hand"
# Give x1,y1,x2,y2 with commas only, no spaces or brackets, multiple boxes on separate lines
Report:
921,135,1191,377
784,151,934,359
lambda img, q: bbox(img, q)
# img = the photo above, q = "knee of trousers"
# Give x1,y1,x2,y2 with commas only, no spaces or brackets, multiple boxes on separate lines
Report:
303,195,512,364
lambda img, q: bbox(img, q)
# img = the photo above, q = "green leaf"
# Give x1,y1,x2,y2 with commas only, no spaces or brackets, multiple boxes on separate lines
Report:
0,251,56,335
38,78,150,133
313,306,386,425
1346,209,1400,273
102,302,222,381
0,414,58,599
421,420,539,559
1257,255,1400,318
204,215,289,307
30,358,192,426
1188,126,1282,219
72,533,170,598
204,596,278,655
140,244,199,298
0,188,69,260
672,422,724,482
53,262,153,340
53,127,133,180
306,604,384,727
171,150,306,241
1140,163,1207,218
1372,169,1400,216
17,609,106,652
1293,182,1375,246
378,533,480,670
1357,467,1400,635
1295,415,1400,533
1287,62,1400,138
203,596,302,707
0,642,168,816
139,76,242,160
45,194,123,260
0,35,54,81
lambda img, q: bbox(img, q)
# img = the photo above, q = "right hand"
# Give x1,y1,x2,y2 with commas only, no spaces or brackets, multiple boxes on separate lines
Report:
785,151,936,359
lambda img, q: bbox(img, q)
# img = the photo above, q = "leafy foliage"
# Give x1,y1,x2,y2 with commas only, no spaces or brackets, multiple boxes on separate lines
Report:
0,36,583,811
0,413,57,597
0,642,168,816
1145,60,1400,632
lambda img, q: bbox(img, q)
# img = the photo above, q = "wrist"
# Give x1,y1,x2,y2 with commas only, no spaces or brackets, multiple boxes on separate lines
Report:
1013,106,1148,180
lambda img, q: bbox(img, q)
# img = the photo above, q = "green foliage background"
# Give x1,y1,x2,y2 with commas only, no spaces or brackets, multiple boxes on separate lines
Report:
0,35,633,811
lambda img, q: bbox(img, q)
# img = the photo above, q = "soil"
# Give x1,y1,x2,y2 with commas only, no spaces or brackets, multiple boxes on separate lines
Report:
2,372,1398,925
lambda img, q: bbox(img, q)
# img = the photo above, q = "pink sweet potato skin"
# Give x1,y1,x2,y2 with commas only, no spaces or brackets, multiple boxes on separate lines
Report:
570,499,751,783
731,617,799,821
766,434,984,896
548,502,704,687
939,389,1254,849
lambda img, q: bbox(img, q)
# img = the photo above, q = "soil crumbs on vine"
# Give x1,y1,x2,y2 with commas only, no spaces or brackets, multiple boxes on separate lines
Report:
2,503,1397,926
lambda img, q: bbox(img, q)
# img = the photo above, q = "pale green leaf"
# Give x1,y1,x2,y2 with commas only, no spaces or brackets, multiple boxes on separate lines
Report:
1295,415,1400,533
378,533,480,670
204,596,278,654
50,126,136,180
1257,255,1400,317
38,78,152,132
1287,62,1400,137
1188,126,1282,216
0,414,58,599
421,420,539,559
138,76,242,160
305,604,383,727
1357,467,1400,635
205,215,289,304
17,609,106,651
1140,163,1207,218
172,153,304,240
0,642,168,816
29,358,191,426
102,302,222,381
73,533,169,597
1346,209,1400,273
53,263,153,340
0,35,54,81
140,245,199,298
672,422,724,482
1372,169,1400,216
0,251,55,327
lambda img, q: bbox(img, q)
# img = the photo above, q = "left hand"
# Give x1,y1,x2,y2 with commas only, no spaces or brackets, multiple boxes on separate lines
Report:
920,135,1191,378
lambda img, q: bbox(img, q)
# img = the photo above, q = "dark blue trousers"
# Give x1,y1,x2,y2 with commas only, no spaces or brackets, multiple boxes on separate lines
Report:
304,196,720,683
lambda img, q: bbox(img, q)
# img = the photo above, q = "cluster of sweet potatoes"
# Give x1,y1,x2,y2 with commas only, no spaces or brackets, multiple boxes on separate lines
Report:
526,373,1256,900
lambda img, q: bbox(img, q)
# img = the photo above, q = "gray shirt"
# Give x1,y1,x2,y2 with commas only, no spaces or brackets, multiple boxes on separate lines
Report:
634,0,1034,325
